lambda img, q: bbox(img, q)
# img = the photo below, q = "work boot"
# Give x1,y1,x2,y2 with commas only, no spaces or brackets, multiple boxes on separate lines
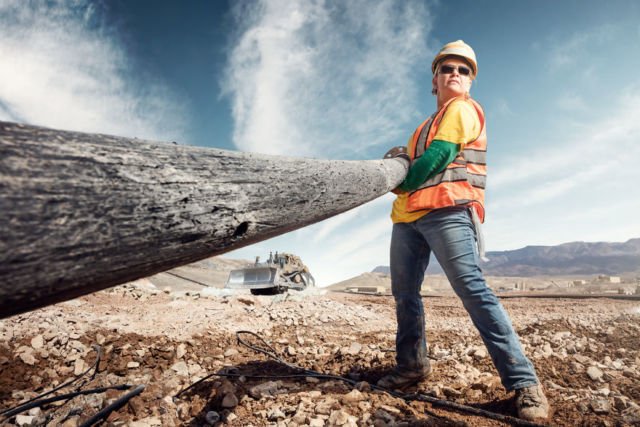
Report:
377,362,431,390
515,384,549,420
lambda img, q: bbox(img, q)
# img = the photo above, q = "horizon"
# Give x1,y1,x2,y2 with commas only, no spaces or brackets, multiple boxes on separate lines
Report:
1,0,639,286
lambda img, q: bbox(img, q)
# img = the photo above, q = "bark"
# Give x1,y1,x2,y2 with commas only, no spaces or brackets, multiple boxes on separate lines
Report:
0,121,407,318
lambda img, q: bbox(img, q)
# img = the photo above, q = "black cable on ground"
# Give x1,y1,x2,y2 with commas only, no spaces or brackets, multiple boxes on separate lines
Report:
0,345,103,418
404,393,546,427
178,330,548,427
79,384,145,427
1,385,133,419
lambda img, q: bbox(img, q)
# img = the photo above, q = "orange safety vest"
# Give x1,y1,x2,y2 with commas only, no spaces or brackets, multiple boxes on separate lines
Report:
406,95,487,222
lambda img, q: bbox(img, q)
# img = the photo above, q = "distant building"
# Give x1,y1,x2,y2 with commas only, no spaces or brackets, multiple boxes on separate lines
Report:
345,286,385,295
597,275,621,283
573,280,587,286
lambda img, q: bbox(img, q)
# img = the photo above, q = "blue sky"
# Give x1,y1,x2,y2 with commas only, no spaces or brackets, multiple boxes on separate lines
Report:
1,0,639,285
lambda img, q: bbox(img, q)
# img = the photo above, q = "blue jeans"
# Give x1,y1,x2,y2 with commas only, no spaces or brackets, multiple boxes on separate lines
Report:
390,207,539,391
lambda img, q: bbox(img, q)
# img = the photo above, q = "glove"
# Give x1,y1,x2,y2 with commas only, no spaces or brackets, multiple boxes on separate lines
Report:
383,146,410,194
383,146,410,163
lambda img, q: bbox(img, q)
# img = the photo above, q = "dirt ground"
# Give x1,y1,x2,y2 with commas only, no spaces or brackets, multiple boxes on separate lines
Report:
1,285,639,426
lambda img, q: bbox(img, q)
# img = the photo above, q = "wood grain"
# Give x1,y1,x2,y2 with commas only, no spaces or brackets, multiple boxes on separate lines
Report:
0,121,407,317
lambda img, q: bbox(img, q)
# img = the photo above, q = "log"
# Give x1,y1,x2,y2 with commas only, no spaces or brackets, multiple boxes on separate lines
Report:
0,121,407,318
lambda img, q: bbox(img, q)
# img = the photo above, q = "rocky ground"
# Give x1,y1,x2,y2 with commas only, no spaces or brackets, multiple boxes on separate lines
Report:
1,284,639,426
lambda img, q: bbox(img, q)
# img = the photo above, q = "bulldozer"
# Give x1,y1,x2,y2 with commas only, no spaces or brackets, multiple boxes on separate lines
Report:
225,252,315,295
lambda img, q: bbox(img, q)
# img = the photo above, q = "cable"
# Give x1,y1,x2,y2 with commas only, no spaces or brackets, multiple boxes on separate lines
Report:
78,384,145,427
1,385,133,419
177,330,548,427
0,345,102,417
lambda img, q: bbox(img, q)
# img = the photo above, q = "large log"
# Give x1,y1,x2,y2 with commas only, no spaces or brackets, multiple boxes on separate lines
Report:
0,121,407,318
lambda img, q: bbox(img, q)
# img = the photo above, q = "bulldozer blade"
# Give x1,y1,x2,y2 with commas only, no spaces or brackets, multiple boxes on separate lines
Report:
226,267,278,290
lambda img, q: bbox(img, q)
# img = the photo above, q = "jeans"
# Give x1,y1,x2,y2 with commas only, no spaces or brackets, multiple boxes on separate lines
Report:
390,206,539,391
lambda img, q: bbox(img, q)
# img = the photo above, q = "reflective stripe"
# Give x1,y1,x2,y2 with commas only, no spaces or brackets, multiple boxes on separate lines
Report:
462,149,486,165
405,95,488,222
414,115,435,158
417,168,486,190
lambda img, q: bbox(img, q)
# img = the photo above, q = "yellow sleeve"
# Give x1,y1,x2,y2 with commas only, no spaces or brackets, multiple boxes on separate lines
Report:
433,99,481,149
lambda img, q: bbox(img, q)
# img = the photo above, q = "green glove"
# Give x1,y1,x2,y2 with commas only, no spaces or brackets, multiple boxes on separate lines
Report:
399,139,459,192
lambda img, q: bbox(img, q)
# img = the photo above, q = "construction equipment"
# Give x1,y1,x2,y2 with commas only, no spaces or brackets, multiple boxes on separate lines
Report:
225,252,315,295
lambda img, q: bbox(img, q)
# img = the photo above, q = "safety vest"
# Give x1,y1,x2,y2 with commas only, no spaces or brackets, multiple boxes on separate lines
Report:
406,95,487,222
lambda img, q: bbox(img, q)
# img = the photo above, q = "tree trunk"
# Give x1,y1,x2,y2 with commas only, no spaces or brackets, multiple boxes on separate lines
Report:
0,121,407,318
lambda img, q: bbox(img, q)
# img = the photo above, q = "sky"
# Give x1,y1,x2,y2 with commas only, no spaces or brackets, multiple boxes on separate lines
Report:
1,0,639,286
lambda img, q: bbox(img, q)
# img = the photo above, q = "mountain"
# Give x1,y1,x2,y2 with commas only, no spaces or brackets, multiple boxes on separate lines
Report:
373,238,640,277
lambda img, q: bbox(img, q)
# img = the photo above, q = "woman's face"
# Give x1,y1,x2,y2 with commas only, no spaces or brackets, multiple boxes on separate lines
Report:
432,56,473,101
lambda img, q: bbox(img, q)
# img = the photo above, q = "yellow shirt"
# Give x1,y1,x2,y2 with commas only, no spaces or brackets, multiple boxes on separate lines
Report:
391,99,481,223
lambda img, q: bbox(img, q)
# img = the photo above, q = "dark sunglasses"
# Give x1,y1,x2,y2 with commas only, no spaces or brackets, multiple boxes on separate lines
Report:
439,64,472,76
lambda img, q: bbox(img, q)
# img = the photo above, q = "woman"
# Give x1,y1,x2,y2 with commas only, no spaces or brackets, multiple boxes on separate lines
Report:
380,40,549,421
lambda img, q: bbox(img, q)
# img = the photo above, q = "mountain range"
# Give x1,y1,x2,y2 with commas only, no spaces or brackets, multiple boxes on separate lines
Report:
372,238,640,277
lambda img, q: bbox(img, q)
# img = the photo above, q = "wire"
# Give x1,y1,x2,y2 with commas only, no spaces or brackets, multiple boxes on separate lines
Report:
0,345,103,417
177,330,548,427
78,384,145,427
1,385,133,419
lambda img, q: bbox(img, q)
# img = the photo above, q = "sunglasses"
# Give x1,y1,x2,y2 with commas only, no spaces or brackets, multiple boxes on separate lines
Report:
439,64,472,76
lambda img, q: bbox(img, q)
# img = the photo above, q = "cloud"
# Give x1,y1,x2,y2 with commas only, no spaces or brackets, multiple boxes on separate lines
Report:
0,0,186,141
222,0,433,159
556,93,587,112
484,86,640,249
547,25,614,71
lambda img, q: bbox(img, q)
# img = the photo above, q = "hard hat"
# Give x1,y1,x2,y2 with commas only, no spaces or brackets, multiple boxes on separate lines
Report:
432,40,478,77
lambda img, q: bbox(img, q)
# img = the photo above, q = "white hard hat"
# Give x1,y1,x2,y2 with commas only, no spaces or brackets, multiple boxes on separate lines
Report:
432,40,478,77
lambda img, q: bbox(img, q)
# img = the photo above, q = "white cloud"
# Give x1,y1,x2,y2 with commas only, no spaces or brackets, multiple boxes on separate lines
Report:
222,0,433,158
485,86,640,250
0,0,186,141
548,26,614,71
556,93,588,112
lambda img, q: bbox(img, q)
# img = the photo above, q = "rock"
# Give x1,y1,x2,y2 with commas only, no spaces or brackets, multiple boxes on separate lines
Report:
74,358,85,375
379,405,401,415
15,415,34,426
170,361,189,377
329,409,357,426
374,408,395,424
346,342,362,355
61,416,80,427
127,361,140,369
443,386,462,398
315,398,338,415
305,376,320,383
249,381,281,399
224,348,239,357
587,366,604,381
176,343,186,359
342,389,365,403
472,346,488,359
96,333,106,345
27,408,42,418
614,395,629,411
590,398,611,414
287,345,297,356
309,418,325,427
355,381,371,392
221,393,238,408
268,408,286,420
30,335,44,350
205,411,220,425
19,351,36,365
622,405,640,424
128,417,162,427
